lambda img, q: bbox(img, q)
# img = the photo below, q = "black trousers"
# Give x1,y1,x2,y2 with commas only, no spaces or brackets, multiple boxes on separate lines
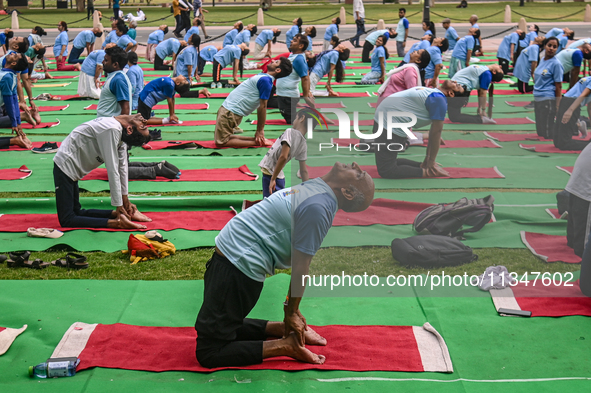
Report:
113,6,119,19
554,96,590,151
53,164,113,228
154,55,173,70
197,56,206,75
567,193,591,258
0,136,11,149
517,80,533,93
447,94,483,124
498,58,510,75
212,60,223,82
195,252,267,368
534,99,556,139
87,6,94,20
373,122,423,179
362,41,374,63
277,96,295,124
173,15,184,35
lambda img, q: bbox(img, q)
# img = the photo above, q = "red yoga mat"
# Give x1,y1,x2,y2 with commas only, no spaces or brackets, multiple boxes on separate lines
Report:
82,165,258,182
0,165,32,180
41,75,78,80
37,105,69,112
142,139,275,150
37,94,84,100
445,117,535,125
20,120,60,129
545,208,566,219
331,138,502,149
519,144,581,154
520,231,581,263
84,103,209,111
484,132,545,142
306,165,505,179
556,166,574,175
333,198,432,226
0,325,27,356
0,210,235,233
51,322,453,373
490,280,591,317
0,141,61,152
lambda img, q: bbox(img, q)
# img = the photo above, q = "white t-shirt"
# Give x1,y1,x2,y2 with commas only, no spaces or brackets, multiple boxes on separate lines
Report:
258,128,307,179
566,143,591,202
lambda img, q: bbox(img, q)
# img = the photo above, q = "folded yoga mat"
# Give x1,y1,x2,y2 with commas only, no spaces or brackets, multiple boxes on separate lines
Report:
0,141,62,152
545,208,566,219
142,140,275,150
51,322,453,373
331,138,502,149
0,210,235,233
490,280,591,317
520,231,582,263
519,144,581,154
83,103,209,111
306,165,505,179
20,120,60,129
82,165,258,182
557,166,574,175
333,198,432,227
0,325,27,355
0,165,32,180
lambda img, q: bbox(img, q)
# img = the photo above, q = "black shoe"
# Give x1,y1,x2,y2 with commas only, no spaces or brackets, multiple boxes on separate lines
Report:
149,129,162,141
32,142,58,154
524,102,535,110
510,83,518,87
205,35,211,39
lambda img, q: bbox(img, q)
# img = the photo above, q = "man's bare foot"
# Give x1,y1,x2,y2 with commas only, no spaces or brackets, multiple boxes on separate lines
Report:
75,64,82,71
328,91,340,97
263,138,273,146
20,109,37,126
30,108,42,124
108,214,148,229
284,333,326,364
12,135,32,149
45,72,54,79
304,327,327,346
131,210,152,222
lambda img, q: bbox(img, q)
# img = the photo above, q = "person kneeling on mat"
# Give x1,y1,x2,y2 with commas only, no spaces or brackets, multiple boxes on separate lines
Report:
554,76,591,151
137,75,200,125
195,161,375,368
53,114,152,230
373,80,464,179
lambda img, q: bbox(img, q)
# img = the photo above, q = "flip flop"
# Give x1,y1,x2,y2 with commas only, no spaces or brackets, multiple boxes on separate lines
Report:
52,253,88,270
6,251,31,268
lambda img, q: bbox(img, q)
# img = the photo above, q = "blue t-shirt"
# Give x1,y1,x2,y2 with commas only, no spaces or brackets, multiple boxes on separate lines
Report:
223,29,239,47
116,34,136,50
564,76,591,106
557,34,569,53
370,46,385,73
425,46,443,79
216,178,338,282
139,77,176,108
155,38,181,59
126,64,144,110
533,56,564,100
102,30,118,48
546,28,564,38
0,69,17,96
233,30,251,45
223,73,274,116
147,30,164,45
213,45,241,68
175,46,198,78
113,0,120,6
423,29,433,37
199,45,218,62
0,33,6,46
184,26,200,43
255,30,275,47
306,36,313,51
395,18,409,42
73,30,95,49
445,26,459,51
108,72,131,102
452,35,475,60
513,44,540,83
324,24,338,41
403,40,430,63
497,32,519,61
81,50,106,77
128,28,137,41
285,25,299,48
53,31,69,57
311,50,339,77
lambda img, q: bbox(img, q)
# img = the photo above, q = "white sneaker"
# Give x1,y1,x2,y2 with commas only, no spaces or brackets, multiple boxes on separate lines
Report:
481,116,497,124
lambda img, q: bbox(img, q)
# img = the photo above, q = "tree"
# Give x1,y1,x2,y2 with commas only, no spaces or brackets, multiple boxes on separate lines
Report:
76,0,85,12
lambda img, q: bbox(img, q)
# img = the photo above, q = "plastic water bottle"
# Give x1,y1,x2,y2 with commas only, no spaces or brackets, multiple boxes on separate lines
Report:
29,358,80,378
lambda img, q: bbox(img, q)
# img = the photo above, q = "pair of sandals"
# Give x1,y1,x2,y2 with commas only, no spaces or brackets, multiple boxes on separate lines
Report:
1,251,88,270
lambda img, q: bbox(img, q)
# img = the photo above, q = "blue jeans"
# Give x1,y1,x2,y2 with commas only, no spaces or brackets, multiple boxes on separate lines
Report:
361,70,381,83
262,174,285,198
68,46,85,64
352,18,365,47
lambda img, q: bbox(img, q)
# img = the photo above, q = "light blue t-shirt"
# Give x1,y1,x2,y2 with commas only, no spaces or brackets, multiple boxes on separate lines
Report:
557,34,569,53
452,35,475,60
199,45,218,62
147,29,165,45
276,52,308,98
233,30,251,45
564,76,591,106
116,34,136,51
497,32,519,61
395,17,409,42
311,50,339,77
175,46,198,78
97,71,132,117
53,31,69,57
546,28,564,38
306,36,313,51
324,24,338,41
184,26,200,43
423,29,433,37
569,38,591,50
445,26,459,51
73,30,96,49
285,25,299,49
403,40,430,63
513,44,540,83
223,29,239,47
155,38,181,60
366,30,388,45
102,30,118,49
556,48,584,74
126,64,144,110
520,31,536,49
451,65,492,91
425,46,443,79
533,56,564,100
81,50,106,77
370,46,385,73
213,45,241,68
255,30,275,47
222,73,274,116
216,178,338,282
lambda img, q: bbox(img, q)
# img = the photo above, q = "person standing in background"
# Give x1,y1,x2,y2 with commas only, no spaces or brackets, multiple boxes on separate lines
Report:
87,0,94,20
350,0,365,49
113,0,120,20
193,0,210,39
395,8,410,57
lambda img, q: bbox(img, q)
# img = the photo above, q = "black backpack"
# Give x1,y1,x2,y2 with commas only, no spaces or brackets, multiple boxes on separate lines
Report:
391,235,478,268
413,195,495,238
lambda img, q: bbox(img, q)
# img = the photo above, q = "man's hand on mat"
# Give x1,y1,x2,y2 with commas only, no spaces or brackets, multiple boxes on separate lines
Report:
421,163,449,178
254,132,267,146
284,310,307,346
170,114,180,124
199,88,211,98
116,205,131,219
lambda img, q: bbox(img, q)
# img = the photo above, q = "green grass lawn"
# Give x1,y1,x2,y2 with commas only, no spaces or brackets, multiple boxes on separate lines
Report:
8,2,590,29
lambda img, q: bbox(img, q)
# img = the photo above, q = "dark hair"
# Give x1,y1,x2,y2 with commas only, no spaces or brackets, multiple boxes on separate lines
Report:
174,79,190,95
335,59,345,83
491,71,504,83
237,22,244,32
196,18,202,26
399,8,406,13
439,38,449,52
294,33,309,52
426,35,434,44
127,51,138,65
13,53,29,72
307,54,317,69
105,45,128,69
6,31,13,39
60,21,68,31
533,24,539,33
567,31,575,40
583,50,591,60
518,31,526,41
34,26,47,36
35,46,46,59
424,21,436,37
296,107,321,129
117,20,128,34
330,35,339,47
272,29,281,44
190,33,200,47
473,29,481,40
94,30,103,38
275,56,293,79
250,26,258,35
383,45,390,60
239,48,250,77
543,36,560,51
418,50,431,69
308,26,317,39
163,26,169,35
176,41,186,55
339,48,350,61
335,17,341,32
15,38,29,54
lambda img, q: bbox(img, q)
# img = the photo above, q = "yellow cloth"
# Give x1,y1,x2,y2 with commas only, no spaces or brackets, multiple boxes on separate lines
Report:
122,234,176,264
